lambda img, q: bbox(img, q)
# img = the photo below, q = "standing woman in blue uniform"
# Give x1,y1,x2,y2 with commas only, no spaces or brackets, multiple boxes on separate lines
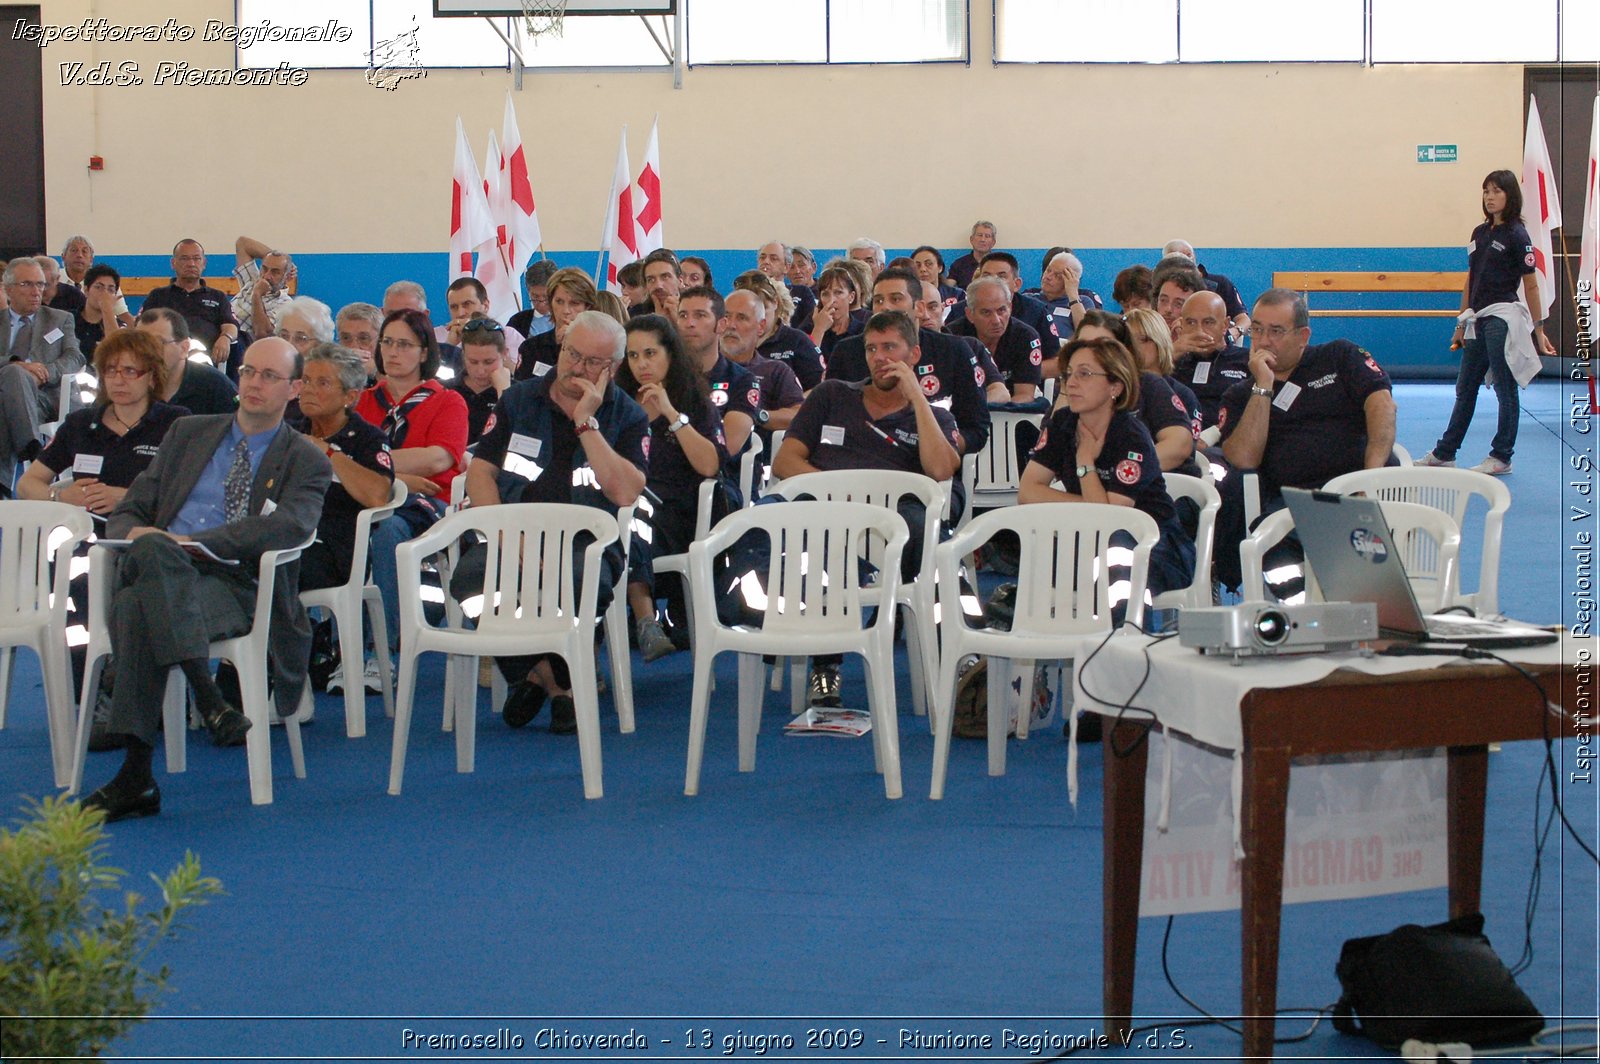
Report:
1420,169,1556,475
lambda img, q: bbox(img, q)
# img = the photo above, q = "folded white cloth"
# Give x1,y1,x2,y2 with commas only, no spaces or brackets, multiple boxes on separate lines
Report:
1460,302,1540,388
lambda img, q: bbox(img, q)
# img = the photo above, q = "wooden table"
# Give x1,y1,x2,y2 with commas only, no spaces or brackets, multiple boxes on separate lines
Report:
1100,656,1588,1059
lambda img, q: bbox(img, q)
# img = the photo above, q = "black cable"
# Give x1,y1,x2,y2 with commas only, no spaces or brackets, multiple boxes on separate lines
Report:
1031,911,1334,1061
1073,625,1176,759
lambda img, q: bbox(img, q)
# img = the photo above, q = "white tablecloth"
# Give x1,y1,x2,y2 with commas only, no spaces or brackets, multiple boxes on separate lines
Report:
1067,629,1591,854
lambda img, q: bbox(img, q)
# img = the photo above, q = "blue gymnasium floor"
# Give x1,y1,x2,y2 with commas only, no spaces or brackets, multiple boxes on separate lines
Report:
0,380,1595,1062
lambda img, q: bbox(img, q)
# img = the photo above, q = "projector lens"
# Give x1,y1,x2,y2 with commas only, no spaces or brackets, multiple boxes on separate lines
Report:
1253,609,1290,646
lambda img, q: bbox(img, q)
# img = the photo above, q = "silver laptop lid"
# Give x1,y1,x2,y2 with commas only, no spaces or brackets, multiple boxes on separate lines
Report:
1281,487,1429,636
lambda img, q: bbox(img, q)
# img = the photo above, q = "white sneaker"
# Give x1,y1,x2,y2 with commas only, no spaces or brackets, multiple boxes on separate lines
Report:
1415,450,1455,467
326,660,347,695
1469,455,1512,476
362,656,383,694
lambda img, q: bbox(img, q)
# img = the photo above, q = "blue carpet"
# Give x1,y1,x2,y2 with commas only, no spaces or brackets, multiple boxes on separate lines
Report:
1,381,1594,1061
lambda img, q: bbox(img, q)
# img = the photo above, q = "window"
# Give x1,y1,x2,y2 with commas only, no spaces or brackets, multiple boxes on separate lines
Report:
1560,0,1600,61
996,0,1177,63
237,0,511,69
1180,0,1363,63
1370,0,1557,63
997,0,1593,64
688,0,965,65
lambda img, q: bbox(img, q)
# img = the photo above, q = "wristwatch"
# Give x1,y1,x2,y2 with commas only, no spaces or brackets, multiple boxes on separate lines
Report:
574,415,599,436
1250,384,1273,398
1074,464,1092,480
755,408,771,425
667,413,690,434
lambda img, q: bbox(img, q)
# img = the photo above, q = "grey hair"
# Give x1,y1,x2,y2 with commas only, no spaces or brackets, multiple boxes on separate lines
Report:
1047,251,1083,276
61,234,93,257
32,254,59,278
848,237,885,267
761,240,792,264
790,245,815,267
965,275,1012,304
568,309,627,361
384,280,428,312
336,301,383,330
305,342,369,393
281,295,335,343
2,259,43,285
1162,239,1196,260
970,220,996,236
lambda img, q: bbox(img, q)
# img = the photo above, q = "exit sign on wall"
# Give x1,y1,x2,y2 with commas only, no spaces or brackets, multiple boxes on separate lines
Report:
1417,144,1458,163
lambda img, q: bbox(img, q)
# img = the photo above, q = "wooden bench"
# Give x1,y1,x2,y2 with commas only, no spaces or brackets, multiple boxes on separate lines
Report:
119,276,298,299
1272,270,1466,318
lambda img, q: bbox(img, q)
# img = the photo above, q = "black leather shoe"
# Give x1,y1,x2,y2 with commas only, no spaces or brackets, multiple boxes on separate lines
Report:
549,695,577,735
83,780,161,822
201,703,251,747
502,680,546,729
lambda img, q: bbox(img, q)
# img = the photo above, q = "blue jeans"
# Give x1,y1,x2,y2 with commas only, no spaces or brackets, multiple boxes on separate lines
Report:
1435,315,1517,462
369,500,436,654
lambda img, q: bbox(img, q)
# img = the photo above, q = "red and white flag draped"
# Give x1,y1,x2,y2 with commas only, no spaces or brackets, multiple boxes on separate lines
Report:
1578,94,1600,352
598,127,638,291
500,91,543,294
635,116,663,255
449,116,495,283
1522,95,1563,321
475,130,520,314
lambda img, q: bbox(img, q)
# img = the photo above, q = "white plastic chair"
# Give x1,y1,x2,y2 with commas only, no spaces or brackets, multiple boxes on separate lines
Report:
68,535,315,805
683,500,908,798
765,471,945,722
0,502,94,787
299,479,407,738
649,435,761,649
930,503,1157,800
388,504,619,799
1239,500,1461,612
1322,467,1507,615
472,504,636,735
1151,473,1221,613
957,410,1044,527
37,371,98,444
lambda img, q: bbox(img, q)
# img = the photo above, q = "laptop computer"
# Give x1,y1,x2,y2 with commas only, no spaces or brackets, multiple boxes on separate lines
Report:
1281,487,1558,649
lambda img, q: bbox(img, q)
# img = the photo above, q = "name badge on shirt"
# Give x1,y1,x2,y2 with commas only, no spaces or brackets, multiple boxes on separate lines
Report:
820,425,845,447
43,327,63,345
1192,362,1211,385
530,361,553,379
509,432,542,459
1272,382,1301,411
260,498,277,516
72,453,104,477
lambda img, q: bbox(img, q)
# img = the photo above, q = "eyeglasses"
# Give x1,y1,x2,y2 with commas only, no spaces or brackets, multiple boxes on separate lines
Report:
1061,368,1111,382
563,350,613,372
379,336,422,351
101,365,150,380
238,365,294,383
463,319,504,334
1247,323,1299,341
8,280,46,291
276,330,316,346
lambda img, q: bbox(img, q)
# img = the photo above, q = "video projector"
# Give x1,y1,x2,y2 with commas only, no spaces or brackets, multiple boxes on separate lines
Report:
1178,602,1378,659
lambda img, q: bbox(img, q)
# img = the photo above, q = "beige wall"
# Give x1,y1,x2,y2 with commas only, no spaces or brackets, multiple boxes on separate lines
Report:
40,0,1523,255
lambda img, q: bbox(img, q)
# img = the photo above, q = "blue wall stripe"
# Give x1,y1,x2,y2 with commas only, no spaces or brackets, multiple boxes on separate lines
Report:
108,245,1497,377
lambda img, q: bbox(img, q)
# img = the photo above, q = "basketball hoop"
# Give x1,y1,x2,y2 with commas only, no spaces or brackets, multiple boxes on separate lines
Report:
521,0,568,39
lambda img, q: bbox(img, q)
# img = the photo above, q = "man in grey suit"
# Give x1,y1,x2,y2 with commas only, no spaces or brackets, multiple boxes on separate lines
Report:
83,337,332,822
2,258,84,484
